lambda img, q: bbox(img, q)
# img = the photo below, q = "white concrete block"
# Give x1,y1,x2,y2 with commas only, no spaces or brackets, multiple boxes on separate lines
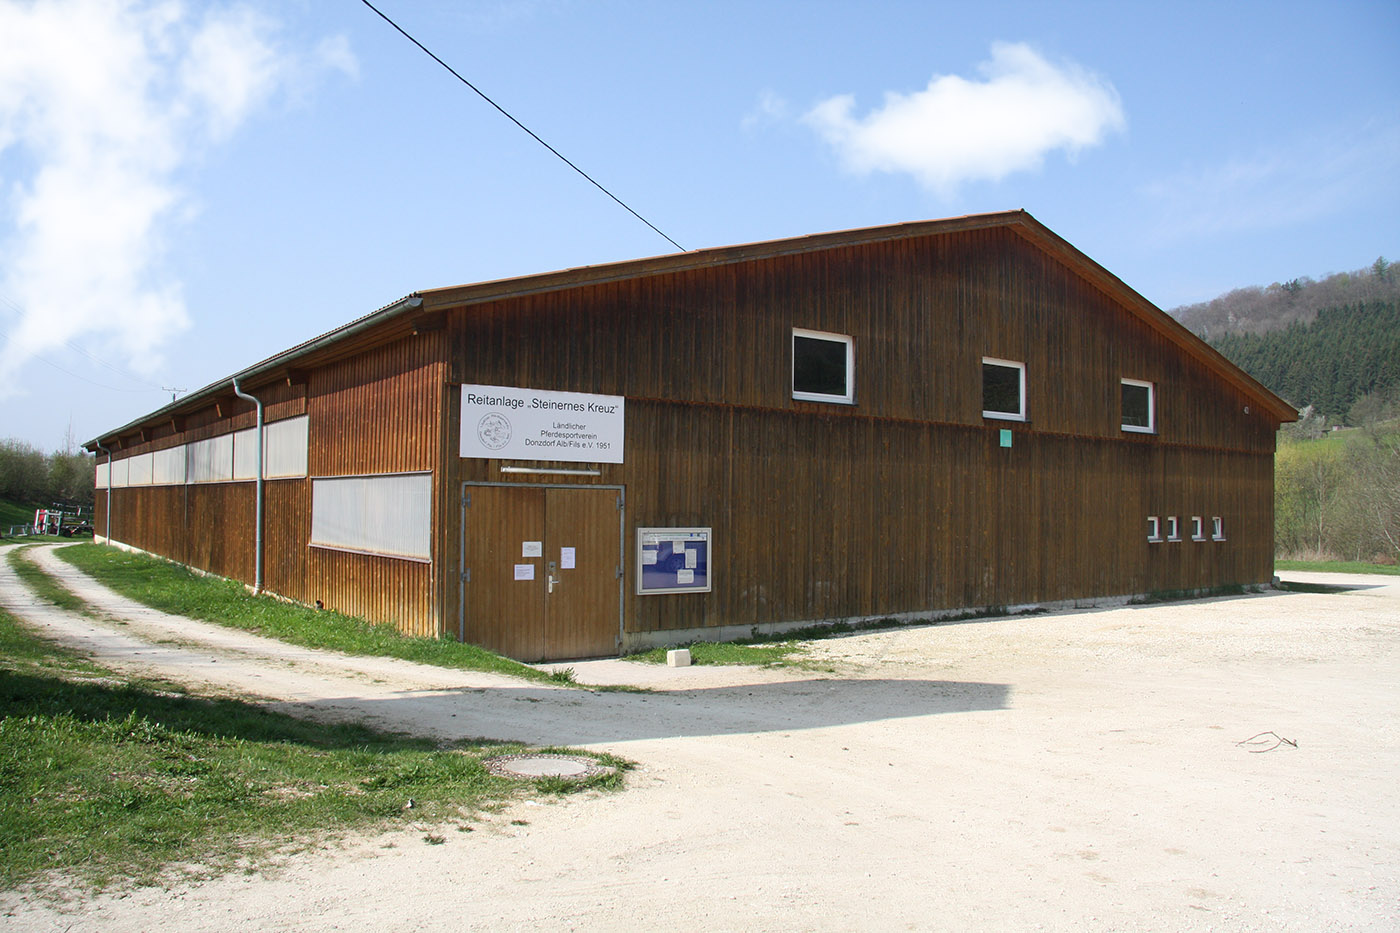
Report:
666,648,692,667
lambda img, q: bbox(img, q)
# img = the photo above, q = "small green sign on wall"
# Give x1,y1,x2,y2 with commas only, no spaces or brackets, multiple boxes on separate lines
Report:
999,428,1013,448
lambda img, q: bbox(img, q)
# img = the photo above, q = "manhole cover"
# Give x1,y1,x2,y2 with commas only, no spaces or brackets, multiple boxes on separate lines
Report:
482,753,614,780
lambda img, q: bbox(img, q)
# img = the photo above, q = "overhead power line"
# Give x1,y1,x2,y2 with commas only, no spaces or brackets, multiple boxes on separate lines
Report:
0,330,162,394
0,297,169,396
358,0,685,253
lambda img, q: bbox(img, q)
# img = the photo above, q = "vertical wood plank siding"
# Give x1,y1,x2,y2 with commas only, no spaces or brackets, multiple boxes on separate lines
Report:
446,227,1280,645
93,221,1283,655
95,330,446,638
304,332,445,636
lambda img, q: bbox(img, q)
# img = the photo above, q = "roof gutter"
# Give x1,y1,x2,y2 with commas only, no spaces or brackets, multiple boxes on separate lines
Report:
84,295,424,450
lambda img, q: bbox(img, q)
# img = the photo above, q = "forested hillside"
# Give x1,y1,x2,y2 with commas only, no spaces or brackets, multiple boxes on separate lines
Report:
1208,300,1399,417
1172,257,1399,337
1170,257,1399,421
1179,259,1400,565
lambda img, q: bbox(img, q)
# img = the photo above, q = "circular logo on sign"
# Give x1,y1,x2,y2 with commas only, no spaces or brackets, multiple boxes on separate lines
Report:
477,413,512,450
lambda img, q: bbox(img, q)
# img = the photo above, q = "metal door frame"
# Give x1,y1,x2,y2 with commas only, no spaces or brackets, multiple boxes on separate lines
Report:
459,481,625,653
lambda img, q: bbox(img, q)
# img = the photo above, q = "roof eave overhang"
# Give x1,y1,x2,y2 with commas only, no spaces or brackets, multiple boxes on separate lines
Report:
998,214,1297,423
83,295,424,451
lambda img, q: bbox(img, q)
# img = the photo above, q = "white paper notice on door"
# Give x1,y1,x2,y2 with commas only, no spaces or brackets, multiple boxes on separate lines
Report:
522,541,543,558
513,563,535,581
560,547,576,569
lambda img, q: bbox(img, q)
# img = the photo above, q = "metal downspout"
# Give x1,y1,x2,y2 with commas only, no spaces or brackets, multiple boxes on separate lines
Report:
231,376,264,594
94,441,112,543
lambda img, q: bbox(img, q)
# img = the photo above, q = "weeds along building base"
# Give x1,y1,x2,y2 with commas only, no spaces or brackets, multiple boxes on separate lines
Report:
85,212,1296,662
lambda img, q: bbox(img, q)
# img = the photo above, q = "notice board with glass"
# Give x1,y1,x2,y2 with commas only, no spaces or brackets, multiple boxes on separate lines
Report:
636,527,711,594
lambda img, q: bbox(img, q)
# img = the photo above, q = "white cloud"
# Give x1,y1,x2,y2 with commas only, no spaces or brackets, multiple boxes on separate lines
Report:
742,89,791,130
315,34,360,83
802,42,1125,196
179,6,284,139
0,0,355,393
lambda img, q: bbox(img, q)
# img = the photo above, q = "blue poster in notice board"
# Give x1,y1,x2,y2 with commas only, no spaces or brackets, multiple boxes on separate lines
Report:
636,527,711,594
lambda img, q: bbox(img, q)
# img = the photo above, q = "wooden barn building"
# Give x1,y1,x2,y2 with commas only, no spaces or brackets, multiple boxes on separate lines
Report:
85,211,1296,662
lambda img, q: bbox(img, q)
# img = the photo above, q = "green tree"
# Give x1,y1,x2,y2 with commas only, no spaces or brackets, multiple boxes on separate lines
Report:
1350,435,1400,559
48,449,95,509
0,438,95,512
0,439,48,504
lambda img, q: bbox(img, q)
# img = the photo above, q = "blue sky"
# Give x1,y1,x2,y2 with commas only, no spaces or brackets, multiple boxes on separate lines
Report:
1,0,1397,451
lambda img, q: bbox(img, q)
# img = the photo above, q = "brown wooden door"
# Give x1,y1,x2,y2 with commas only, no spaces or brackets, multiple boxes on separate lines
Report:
460,485,547,661
460,484,622,662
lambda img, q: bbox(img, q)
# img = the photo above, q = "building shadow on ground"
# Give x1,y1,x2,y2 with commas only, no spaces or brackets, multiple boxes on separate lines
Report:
294,676,1011,747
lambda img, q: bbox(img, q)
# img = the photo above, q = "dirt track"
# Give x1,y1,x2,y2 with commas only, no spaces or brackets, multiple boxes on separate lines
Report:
2,544,1397,931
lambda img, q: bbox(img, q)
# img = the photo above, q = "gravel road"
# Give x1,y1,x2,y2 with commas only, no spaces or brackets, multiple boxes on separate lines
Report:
2,545,1397,932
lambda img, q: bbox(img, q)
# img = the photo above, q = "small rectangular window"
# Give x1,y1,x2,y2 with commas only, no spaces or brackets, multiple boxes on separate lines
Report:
1121,379,1155,433
1191,516,1205,541
983,358,1026,421
1166,516,1180,541
1212,517,1225,541
792,329,854,404
1147,516,1161,542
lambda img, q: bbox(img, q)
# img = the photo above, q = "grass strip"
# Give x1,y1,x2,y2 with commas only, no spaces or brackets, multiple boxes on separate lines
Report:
1275,559,1400,576
54,544,568,685
0,499,38,529
7,547,88,613
628,640,808,667
0,605,629,894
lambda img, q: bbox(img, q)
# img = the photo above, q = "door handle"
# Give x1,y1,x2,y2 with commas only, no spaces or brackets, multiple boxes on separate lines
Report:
547,573,559,594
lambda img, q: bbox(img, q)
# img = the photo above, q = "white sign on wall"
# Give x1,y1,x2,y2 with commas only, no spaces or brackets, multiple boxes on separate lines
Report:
460,384,624,463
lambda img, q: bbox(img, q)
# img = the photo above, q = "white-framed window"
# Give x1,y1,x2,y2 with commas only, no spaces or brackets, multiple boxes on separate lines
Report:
1166,516,1180,541
792,328,855,404
1121,378,1155,434
94,462,109,488
110,458,130,488
1147,516,1161,542
982,357,1026,421
310,472,432,562
1191,516,1205,541
1212,516,1226,541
